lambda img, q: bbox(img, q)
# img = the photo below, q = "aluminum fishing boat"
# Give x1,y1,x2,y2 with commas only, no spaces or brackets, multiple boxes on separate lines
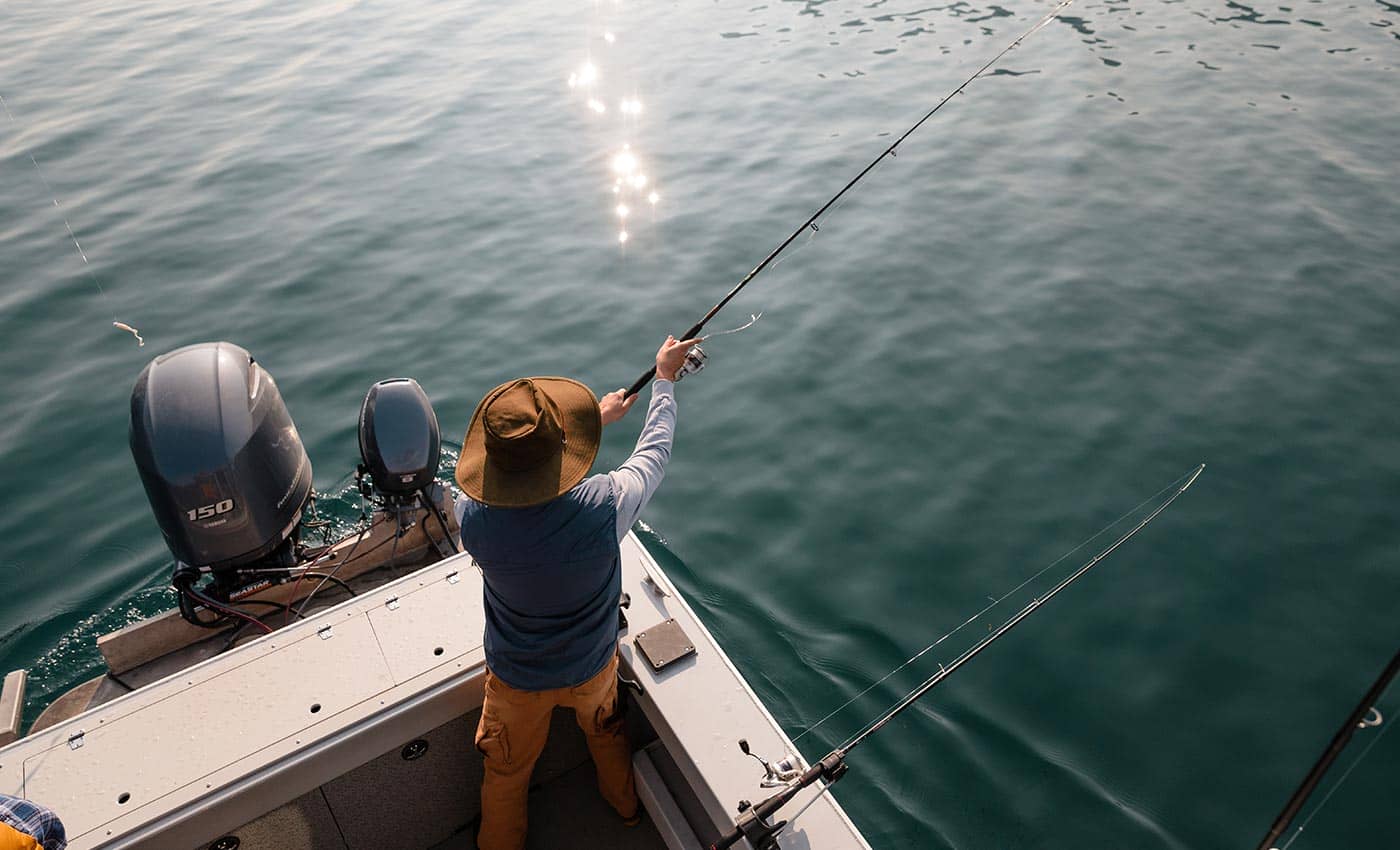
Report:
0,342,873,850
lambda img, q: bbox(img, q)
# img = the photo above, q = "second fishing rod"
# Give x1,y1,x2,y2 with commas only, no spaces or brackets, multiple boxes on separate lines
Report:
622,0,1077,398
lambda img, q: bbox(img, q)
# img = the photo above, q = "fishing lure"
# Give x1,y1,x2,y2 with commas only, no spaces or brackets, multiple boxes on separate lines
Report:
113,321,144,346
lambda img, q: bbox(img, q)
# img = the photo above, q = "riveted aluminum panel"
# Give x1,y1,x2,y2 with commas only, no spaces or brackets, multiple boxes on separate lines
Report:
0,749,22,797
366,569,485,685
22,615,393,838
617,534,873,850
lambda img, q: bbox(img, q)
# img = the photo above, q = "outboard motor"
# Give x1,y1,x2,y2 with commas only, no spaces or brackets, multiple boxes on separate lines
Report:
358,378,441,504
358,378,457,556
129,342,312,613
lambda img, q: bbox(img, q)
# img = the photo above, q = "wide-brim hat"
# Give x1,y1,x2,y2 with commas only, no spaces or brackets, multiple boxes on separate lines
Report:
455,377,601,508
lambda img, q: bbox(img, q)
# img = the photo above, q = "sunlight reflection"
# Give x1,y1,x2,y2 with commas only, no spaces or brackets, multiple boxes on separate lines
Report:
611,147,638,175
567,62,600,90
565,11,664,248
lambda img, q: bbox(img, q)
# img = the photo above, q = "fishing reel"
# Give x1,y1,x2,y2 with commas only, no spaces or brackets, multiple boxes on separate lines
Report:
673,344,707,381
716,750,849,850
738,738,802,788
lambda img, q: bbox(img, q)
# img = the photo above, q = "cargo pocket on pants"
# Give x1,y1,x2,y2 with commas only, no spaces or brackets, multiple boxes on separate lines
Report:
592,689,625,737
476,717,511,766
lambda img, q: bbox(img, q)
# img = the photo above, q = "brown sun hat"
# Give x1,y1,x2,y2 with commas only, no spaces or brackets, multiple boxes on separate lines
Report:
454,377,602,508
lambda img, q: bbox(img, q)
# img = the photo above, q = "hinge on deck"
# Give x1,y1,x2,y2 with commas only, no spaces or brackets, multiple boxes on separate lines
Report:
318,625,334,641
384,596,400,611
67,730,85,751
445,571,460,585
641,562,670,598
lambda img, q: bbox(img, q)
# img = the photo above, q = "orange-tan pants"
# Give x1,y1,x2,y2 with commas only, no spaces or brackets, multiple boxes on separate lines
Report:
475,652,637,850
0,821,41,850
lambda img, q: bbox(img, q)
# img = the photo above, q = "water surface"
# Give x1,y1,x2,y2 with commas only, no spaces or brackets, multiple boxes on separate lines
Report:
1,1,1397,847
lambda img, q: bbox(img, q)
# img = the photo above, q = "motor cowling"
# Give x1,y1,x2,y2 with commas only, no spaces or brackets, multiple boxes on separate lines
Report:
358,378,441,500
129,342,312,574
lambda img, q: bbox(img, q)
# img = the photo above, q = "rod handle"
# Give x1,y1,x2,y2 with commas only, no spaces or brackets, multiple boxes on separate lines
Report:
623,366,657,400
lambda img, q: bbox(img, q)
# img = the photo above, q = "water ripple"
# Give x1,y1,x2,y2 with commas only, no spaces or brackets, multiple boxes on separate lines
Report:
1,0,1397,845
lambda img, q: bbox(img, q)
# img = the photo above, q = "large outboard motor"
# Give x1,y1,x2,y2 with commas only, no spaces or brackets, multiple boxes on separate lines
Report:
358,378,441,503
130,342,312,596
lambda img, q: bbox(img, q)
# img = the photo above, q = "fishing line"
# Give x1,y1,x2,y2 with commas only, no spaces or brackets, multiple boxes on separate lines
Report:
623,0,1078,398
0,93,143,346
767,162,878,274
702,313,763,340
710,463,1205,850
1277,700,1394,849
838,463,1204,754
790,464,1200,745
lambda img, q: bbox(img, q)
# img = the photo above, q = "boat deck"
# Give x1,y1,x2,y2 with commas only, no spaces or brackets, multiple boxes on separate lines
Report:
223,705,669,850
429,757,666,850
0,535,872,849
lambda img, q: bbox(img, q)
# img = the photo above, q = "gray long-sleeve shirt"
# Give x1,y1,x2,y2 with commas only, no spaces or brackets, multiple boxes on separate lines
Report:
606,377,675,539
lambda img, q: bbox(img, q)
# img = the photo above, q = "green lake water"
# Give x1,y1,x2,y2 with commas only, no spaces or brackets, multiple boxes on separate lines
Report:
2,0,1397,847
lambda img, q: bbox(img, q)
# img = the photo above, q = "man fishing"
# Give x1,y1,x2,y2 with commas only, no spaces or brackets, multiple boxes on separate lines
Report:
452,334,700,850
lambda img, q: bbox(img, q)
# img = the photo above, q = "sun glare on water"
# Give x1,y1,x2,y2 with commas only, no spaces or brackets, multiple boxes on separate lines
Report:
565,19,664,249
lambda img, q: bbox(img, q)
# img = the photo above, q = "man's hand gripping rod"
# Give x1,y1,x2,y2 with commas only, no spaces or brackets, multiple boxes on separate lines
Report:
625,320,706,398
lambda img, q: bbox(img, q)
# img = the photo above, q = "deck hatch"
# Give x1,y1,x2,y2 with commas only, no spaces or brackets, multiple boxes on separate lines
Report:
634,619,696,672
366,568,483,684
22,616,394,839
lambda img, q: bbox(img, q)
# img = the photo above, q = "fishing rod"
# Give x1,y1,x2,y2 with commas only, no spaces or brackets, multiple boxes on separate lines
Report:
710,463,1205,850
623,0,1077,399
1255,646,1399,850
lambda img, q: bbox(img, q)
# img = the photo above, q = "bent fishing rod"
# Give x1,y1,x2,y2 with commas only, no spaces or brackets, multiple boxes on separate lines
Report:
623,0,1077,399
710,463,1205,850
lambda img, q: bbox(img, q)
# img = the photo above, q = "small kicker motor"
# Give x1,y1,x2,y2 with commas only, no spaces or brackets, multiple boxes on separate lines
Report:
358,378,441,505
357,377,457,556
